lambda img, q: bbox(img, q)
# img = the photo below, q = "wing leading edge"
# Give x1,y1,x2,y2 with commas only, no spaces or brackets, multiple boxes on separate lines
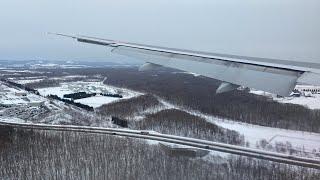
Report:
50,33,320,96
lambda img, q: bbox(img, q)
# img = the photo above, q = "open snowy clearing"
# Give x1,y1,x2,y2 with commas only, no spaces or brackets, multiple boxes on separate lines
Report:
204,116,320,153
14,79,45,84
37,86,73,98
37,81,142,107
75,96,121,108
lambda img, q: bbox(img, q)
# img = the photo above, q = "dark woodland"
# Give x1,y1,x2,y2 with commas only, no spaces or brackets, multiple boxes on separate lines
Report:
0,128,318,180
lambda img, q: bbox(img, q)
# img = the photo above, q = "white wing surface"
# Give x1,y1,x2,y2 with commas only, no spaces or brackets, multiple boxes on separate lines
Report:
51,33,320,96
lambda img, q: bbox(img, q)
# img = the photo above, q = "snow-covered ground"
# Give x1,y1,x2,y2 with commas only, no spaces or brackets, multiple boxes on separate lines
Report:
14,79,45,84
203,115,320,153
49,75,88,81
0,117,26,123
37,81,142,108
0,83,46,106
37,86,73,98
0,69,42,74
75,96,121,108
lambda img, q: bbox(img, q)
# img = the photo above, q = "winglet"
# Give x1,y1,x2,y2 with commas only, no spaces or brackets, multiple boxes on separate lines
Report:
47,32,77,39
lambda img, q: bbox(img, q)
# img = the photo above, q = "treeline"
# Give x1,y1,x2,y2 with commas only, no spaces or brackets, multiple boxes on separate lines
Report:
59,92,122,100
26,79,60,89
1,79,39,95
48,95,94,111
100,93,123,98
132,109,244,145
0,128,318,179
64,92,96,100
26,77,91,89
97,94,161,118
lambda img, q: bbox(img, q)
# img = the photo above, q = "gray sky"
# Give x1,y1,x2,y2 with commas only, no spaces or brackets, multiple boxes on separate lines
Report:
0,0,319,63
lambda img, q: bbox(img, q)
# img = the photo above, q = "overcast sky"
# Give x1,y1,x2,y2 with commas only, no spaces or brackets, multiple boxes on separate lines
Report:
0,0,319,63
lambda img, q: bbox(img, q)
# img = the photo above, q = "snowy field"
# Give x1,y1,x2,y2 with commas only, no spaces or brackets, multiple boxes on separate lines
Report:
205,116,320,153
37,81,142,108
14,79,45,84
74,96,120,108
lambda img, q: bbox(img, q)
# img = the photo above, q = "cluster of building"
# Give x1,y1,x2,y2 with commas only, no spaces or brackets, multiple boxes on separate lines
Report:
291,85,320,97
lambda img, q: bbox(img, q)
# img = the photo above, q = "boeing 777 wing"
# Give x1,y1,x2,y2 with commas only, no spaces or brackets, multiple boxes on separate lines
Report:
51,33,320,96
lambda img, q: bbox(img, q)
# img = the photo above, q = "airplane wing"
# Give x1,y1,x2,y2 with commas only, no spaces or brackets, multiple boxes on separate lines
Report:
50,33,320,96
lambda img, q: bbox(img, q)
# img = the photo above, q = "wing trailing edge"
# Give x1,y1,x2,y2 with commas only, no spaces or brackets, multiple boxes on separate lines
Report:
49,33,320,96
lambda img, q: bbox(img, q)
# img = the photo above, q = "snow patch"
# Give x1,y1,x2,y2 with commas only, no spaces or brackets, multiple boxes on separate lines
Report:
0,117,27,123
75,96,120,108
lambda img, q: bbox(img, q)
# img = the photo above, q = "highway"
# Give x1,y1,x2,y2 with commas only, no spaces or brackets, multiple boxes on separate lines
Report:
0,121,319,169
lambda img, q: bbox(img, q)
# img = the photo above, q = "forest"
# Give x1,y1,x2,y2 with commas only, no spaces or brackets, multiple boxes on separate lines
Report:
98,95,244,145
0,128,318,180
97,94,161,118
133,109,244,145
